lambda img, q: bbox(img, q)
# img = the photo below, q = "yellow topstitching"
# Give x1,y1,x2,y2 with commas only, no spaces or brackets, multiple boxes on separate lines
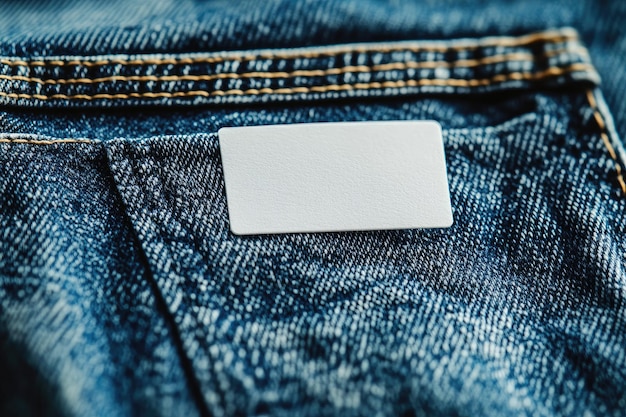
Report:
0,63,594,101
0,48,585,86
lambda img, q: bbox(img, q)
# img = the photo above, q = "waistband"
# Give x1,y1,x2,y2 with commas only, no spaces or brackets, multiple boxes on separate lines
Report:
0,27,599,108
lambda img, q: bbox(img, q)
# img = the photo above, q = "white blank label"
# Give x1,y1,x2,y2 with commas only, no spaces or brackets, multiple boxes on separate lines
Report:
218,121,453,235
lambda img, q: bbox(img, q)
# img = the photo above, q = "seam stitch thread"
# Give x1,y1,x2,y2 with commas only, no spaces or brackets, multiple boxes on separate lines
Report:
0,64,595,101
0,48,584,86
0,30,577,68
585,90,626,195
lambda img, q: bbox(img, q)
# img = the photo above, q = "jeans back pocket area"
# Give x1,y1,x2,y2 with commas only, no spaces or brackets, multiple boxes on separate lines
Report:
2,28,625,416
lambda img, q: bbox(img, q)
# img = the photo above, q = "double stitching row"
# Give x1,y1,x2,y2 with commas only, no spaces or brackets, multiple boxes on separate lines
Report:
0,28,578,68
0,48,584,87
0,28,597,105
0,64,594,101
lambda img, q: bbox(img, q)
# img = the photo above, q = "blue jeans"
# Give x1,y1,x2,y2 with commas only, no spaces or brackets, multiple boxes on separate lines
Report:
1,1,625,416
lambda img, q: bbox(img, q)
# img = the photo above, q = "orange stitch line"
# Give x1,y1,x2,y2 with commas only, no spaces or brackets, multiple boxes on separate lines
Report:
586,89,597,108
0,63,594,101
0,48,586,86
0,29,578,68
0,138,95,144
600,132,618,160
0,52,537,85
585,89,626,194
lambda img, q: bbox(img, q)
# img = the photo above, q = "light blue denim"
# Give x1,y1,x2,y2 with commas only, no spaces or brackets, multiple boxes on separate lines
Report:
1,1,625,416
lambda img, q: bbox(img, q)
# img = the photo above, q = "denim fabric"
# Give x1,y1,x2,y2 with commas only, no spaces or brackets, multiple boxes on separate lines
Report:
1,1,626,417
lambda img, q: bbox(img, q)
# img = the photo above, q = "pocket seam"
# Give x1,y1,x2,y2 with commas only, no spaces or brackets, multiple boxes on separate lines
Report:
585,89,626,195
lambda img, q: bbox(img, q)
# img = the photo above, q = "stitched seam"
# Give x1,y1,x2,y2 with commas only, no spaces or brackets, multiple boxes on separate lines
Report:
0,137,95,144
0,64,595,101
0,29,577,68
0,48,585,86
585,90,626,195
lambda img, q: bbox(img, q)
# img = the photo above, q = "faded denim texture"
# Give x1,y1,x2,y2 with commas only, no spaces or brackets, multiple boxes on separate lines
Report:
1,1,626,417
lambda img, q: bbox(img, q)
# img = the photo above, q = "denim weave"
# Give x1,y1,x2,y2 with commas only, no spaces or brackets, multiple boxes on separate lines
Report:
1,1,625,417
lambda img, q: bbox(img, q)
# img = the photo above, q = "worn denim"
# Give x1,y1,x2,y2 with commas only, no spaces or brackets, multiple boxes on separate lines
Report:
1,1,625,416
